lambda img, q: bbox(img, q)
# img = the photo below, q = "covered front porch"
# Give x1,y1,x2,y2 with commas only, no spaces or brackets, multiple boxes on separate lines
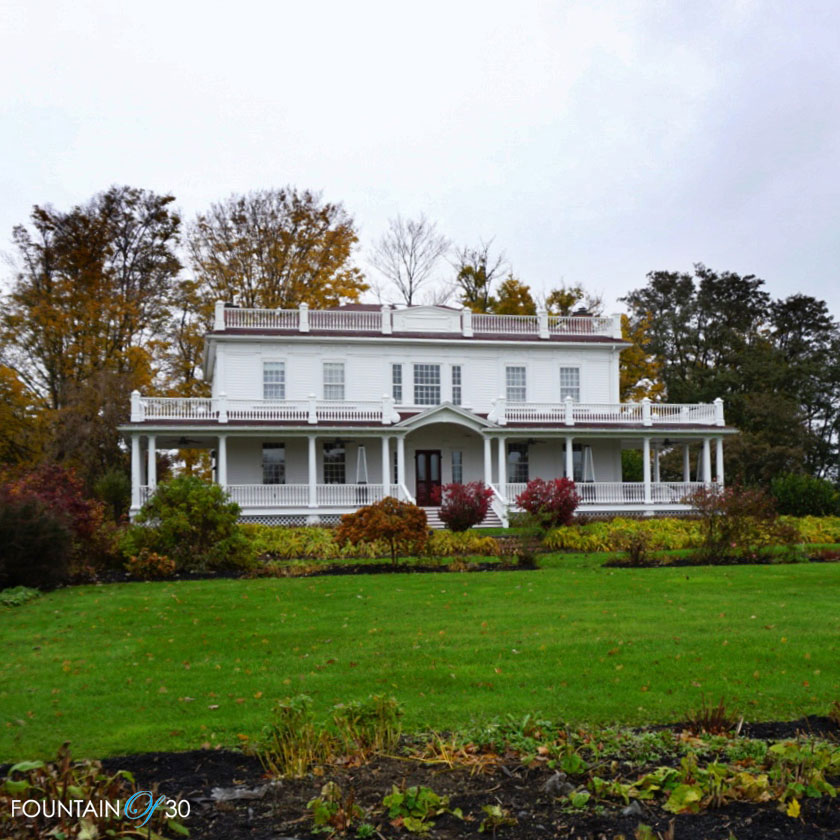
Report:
127,406,733,526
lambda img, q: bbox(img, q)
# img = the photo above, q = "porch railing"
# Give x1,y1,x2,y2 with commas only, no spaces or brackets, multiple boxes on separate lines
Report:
506,481,707,506
491,398,724,427
216,301,621,339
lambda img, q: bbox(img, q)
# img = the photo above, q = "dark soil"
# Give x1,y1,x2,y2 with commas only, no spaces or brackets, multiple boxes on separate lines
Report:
93,718,840,840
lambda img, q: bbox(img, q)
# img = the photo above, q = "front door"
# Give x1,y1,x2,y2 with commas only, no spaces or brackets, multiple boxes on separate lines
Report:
415,450,442,506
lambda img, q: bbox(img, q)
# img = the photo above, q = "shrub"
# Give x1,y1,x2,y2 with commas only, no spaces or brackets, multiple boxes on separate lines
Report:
94,467,132,522
771,473,840,517
129,475,248,571
0,586,41,607
515,478,581,531
438,481,493,531
0,490,72,589
687,485,799,562
125,550,176,580
336,497,428,564
5,463,115,575
427,530,499,560
785,515,840,544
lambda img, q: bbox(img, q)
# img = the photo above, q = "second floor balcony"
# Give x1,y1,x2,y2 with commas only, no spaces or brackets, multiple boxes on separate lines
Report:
130,392,726,427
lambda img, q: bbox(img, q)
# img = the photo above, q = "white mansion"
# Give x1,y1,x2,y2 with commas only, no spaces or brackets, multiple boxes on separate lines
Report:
122,302,735,526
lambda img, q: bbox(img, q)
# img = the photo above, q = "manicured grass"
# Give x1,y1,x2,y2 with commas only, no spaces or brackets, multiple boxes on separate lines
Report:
2,556,839,760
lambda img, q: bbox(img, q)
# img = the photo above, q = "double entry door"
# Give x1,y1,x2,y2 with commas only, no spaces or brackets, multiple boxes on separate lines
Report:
414,450,441,506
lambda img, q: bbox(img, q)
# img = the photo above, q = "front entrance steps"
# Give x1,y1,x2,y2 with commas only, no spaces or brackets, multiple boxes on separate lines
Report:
422,507,504,530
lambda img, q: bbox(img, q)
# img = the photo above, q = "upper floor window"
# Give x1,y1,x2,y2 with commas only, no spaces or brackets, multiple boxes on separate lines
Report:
262,443,285,484
451,365,462,405
323,441,346,484
506,366,526,402
263,361,285,400
323,362,345,400
507,442,529,483
414,364,440,405
392,363,403,404
560,367,580,402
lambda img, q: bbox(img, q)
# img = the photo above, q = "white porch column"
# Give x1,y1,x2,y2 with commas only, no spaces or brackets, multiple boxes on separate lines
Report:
217,434,228,487
308,434,317,507
702,437,712,484
131,432,141,509
653,446,661,483
643,437,652,504
565,436,574,480
483,437,492,486
396,436,406,488
381,436,390,492
147,434,157,489
497,436,506,493
682,444,691,482
715,436,724,486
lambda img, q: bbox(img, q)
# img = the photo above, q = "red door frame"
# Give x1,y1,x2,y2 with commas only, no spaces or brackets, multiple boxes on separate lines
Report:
415,449,442,506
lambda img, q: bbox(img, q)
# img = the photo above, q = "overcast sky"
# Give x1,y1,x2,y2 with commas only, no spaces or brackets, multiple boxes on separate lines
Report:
2,0,838,315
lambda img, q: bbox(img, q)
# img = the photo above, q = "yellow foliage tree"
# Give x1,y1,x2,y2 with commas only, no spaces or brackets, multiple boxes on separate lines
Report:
493,275,536,315
619,313,666,401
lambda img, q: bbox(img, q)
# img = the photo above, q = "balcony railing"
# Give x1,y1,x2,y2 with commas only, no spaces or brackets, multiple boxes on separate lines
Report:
131,393,401,425
215,301,621,339
490,397,724,427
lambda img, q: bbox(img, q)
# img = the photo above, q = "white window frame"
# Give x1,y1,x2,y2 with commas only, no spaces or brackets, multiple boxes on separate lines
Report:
263,360,286,400
505,365,527,403
323,361,345,401
451,450,463,484
262,443,286,485
560,366,581,402
392,363,403,404
451,365,462,406
413,363,441,406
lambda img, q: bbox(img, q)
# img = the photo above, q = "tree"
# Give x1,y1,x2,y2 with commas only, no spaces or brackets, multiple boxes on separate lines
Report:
1,186,182,484
492,275,536,315
620,263,839,484
619,313,665,402
515,478,580,531
335,497,428,564
370,214,449,305
453,240,507,312
187,188,367,310
544,284,604,316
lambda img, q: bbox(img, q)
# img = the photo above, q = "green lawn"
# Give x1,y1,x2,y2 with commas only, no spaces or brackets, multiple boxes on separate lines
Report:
2,555,839,761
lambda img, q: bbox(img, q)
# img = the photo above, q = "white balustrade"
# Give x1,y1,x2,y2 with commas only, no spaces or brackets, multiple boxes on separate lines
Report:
506,481,705,507
316,484,387,506
504,403,567,423
224,308,299,330
497,402,721,426
309,309,381,332
315,400,383,423
225,400,309,422
226,484,310,507
472,313,540,334
139,397,216,420
548,316,614,335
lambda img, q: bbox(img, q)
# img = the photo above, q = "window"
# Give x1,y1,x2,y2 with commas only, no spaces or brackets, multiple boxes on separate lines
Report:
507,442,529,483
451,365,462,405
560,367,580,402
506,366,526,402
392,449,399,485
451,450,463,484
323,362,345,400
413,363,440,405
392,363,403,403
263,361,285,400
323,442,346,484
262,443,285,484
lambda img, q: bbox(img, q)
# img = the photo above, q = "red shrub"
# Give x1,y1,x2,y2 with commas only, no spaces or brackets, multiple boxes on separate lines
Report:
438,482,493,532
515,478,580,530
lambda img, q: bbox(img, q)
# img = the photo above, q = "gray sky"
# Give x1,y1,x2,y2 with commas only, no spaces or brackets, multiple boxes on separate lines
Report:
2,0,839,315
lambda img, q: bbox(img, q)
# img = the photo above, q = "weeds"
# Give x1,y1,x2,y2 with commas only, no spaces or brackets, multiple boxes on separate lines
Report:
332,695,403,758
258,695,329,777
382,784,462,833
685,696,740,736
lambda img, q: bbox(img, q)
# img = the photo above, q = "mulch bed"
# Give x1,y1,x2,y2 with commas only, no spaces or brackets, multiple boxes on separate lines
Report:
94,717,840,840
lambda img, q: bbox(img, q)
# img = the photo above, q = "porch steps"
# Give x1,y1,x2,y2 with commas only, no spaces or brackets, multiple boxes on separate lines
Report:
422,507,504,530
